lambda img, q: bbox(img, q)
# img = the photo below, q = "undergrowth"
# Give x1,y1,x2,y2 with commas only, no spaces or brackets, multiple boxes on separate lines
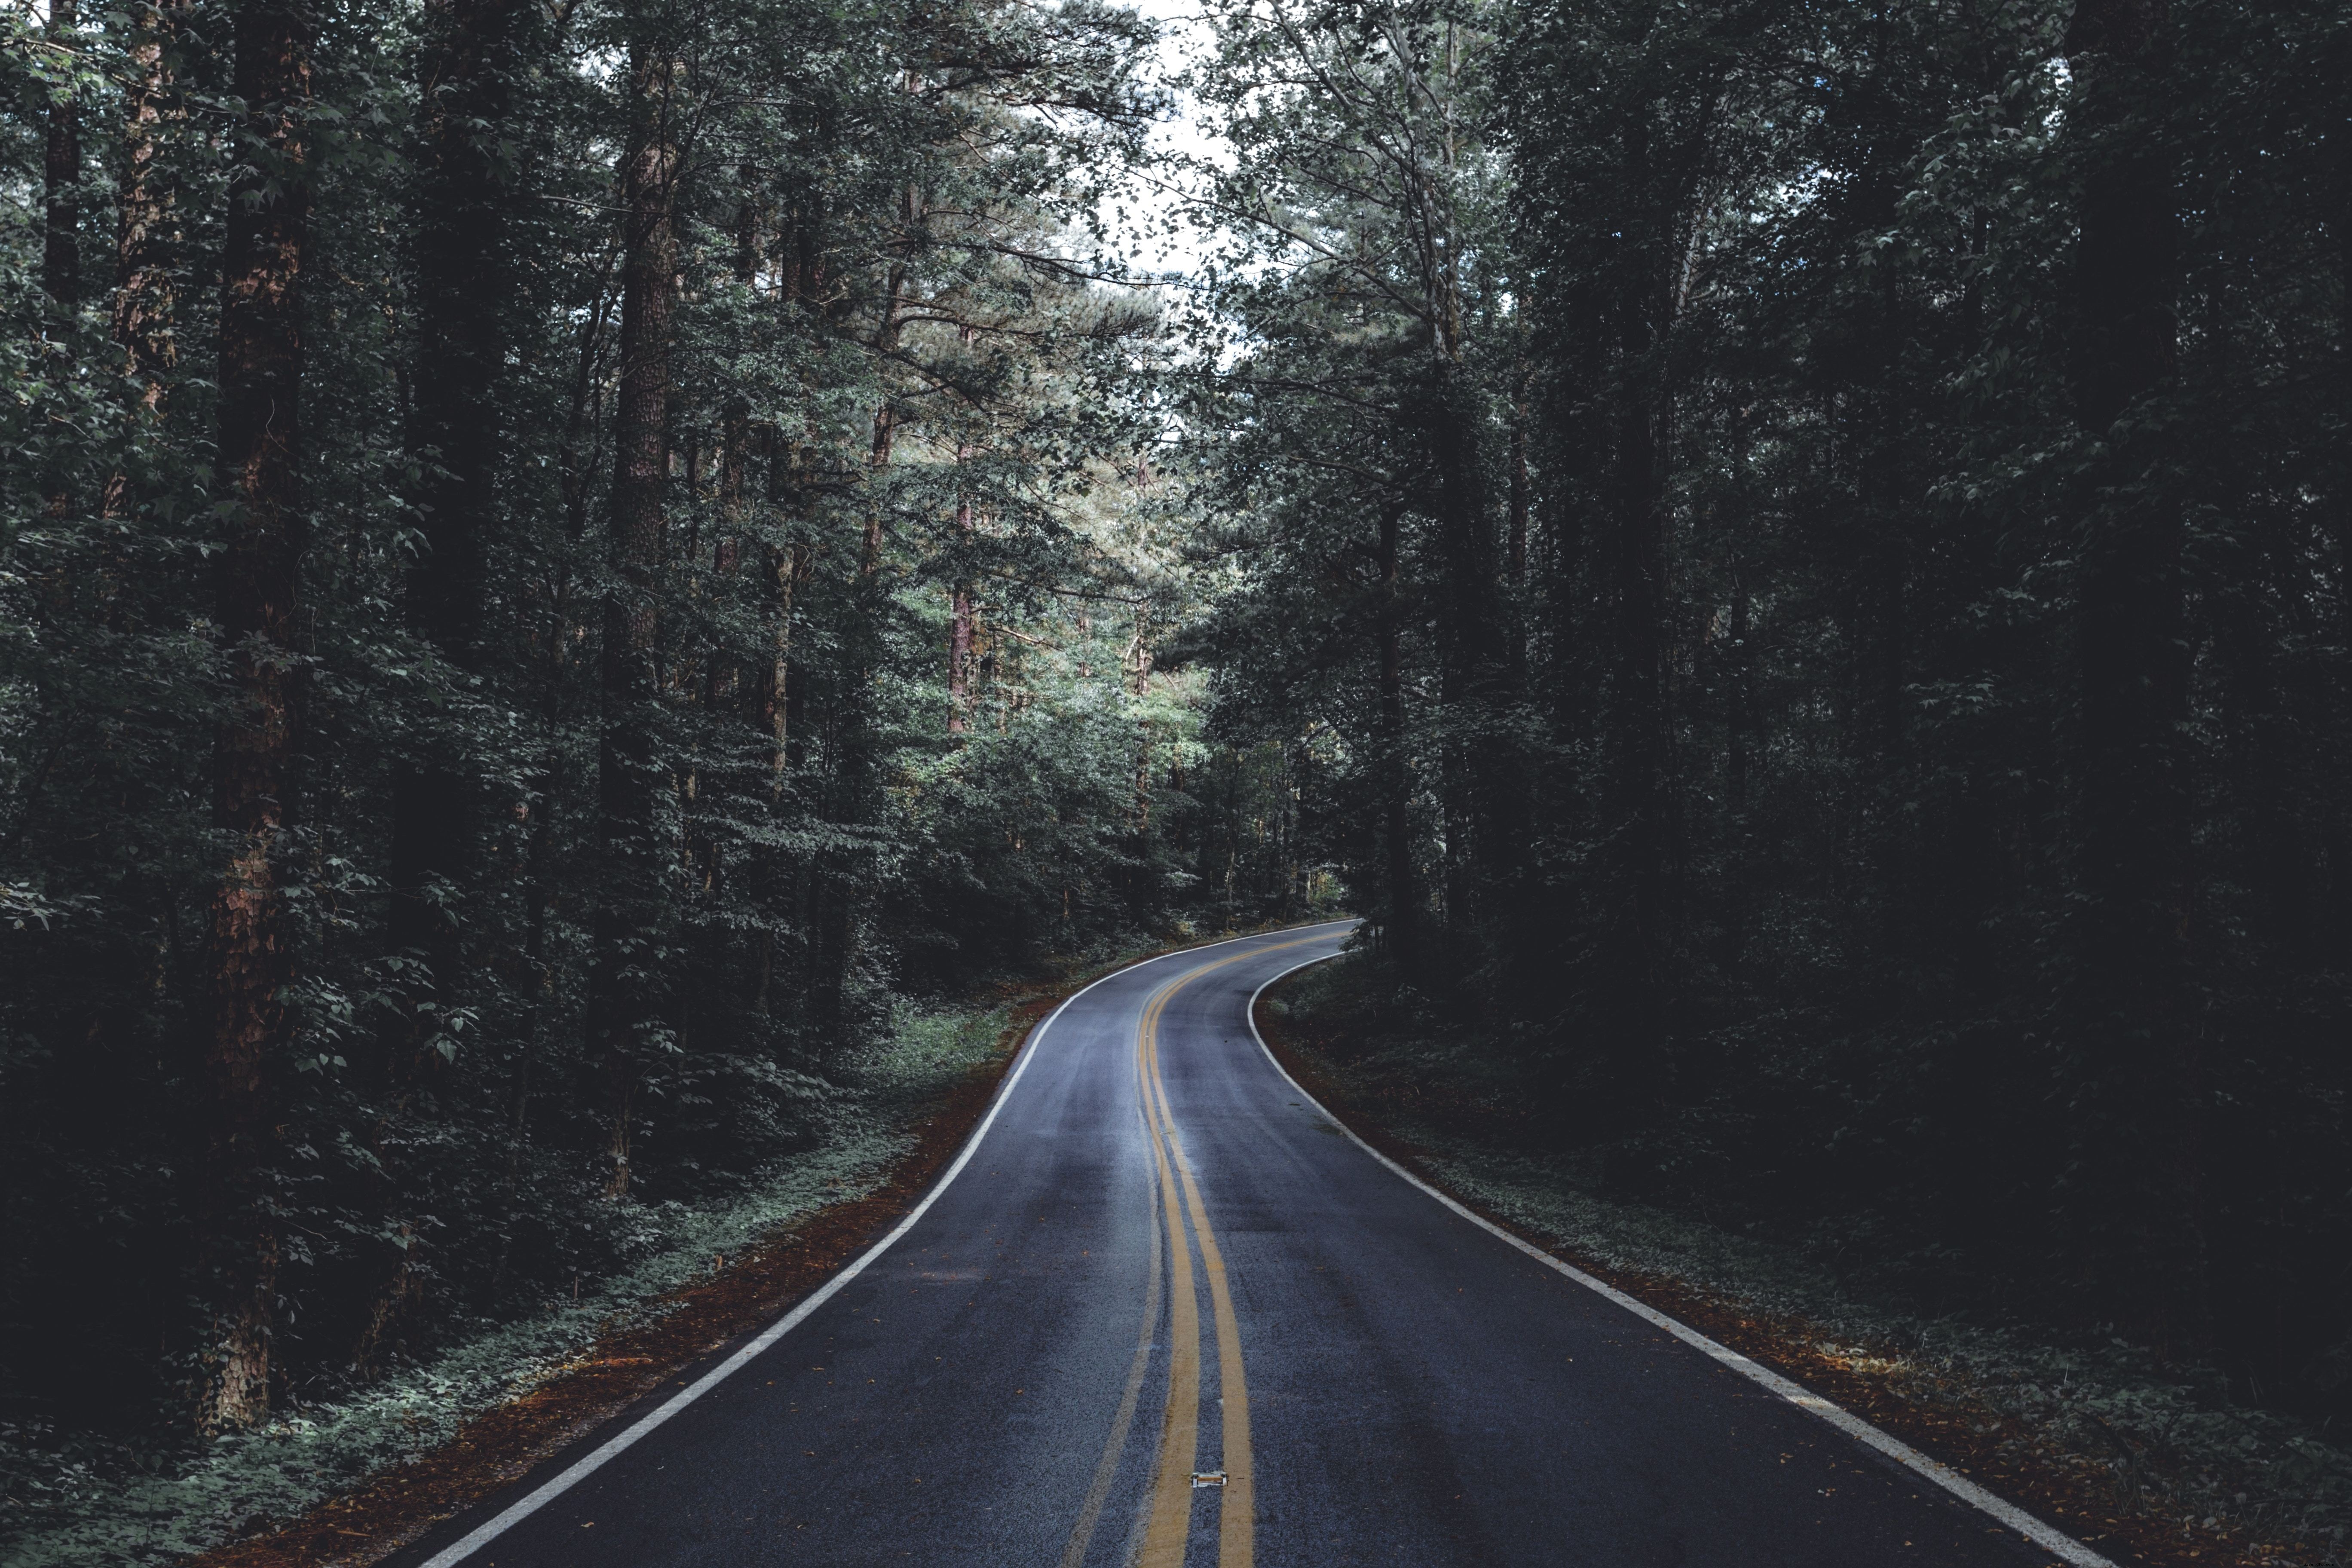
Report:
0,1001,1013,1568
1264,959,2352,1568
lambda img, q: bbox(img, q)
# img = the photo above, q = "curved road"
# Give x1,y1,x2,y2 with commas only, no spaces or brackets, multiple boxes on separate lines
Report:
403,923,2086,1568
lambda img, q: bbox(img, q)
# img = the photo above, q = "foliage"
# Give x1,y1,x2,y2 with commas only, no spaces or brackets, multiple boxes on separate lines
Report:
0,999,1012,1568
0,0,1327,1517
1176,0,2352,1436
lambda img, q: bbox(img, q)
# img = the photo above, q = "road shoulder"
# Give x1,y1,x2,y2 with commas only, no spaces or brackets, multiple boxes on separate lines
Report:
160,931,1283,1568
1253,960,2339,1568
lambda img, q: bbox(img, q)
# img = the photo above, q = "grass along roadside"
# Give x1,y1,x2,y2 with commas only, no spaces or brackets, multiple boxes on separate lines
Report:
1254,955,2352,1568
5,1002,1024,1568
1,923,1293,1568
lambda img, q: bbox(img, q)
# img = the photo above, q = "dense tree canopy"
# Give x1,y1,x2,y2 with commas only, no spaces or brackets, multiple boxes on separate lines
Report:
0,0,1298,1452
1174,0,2351,1410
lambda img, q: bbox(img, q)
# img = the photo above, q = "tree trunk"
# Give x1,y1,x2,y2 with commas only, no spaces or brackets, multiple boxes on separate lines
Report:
948,470,974,734
1508,400,1530,588
812,211,913,1048
1725,413,1754,825
1599,261,1669,1116
2337,139,2352,633
42,0,80,308
367,0,530,1357
389,0,528,1021
99,0,178,527
101,0,181,523
196,0,311,1435
762,445,808,782
589,36,680,1202
1376,505,1417,974
1586,84,1715,1124
1426,376,1507,952
1127,606,1153,836
2060,0,2205,1352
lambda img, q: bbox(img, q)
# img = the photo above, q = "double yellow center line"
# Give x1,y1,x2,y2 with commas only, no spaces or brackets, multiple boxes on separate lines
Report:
1131,936,1322,1568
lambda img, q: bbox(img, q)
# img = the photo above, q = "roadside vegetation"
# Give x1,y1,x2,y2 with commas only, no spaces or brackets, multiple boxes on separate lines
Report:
1262,958,2352,1568
0,1001,1021,1567
0,0,1322,1547
3,0,2347,1556
1176,0,2352,1517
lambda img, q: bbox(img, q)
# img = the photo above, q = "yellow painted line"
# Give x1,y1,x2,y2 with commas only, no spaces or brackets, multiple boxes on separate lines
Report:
1131,934,1325,1568
1056,1096,1167,1568
1149,1003,1256,1568
1137,983,1201,1568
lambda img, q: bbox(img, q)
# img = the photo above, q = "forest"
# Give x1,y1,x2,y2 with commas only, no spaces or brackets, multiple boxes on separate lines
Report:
2,0,2348,1544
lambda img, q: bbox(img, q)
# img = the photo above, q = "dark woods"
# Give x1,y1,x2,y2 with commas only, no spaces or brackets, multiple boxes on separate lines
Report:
0,0,1289,1453
1177,0,2352,1415
3,0,2349,1505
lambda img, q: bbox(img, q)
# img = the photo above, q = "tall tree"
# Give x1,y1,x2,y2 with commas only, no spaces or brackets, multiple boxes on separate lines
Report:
103,0,181,516
388,0,533,1055
40,0,80,307
589,24,683,1200
2057,0,2205,1349
197,0,313,1433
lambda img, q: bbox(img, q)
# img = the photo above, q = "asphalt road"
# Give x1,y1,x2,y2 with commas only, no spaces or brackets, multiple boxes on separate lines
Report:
404,922,2086,1568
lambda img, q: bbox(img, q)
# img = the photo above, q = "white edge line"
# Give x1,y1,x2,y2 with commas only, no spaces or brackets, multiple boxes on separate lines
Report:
416,920,1357,1568
1242,949,2117,1568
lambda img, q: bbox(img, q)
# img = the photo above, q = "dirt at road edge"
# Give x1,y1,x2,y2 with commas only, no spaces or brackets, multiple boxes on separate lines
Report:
1252,969,2310,1568
190,986,1064,1568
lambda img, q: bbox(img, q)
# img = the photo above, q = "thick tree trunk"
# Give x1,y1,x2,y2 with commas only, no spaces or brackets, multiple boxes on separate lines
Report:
589,38,680,1201
762,449,808,782
948,480,974,735
947,585,975,731
1585,88,1715,1125
812,220,913,1047
111,3,178,385
751,441,805,1020
1376,505,1417,974
864,253,908,566
367,0,529,1360
42,0,80,307
389,0,527,1013
102,0,180,523
1508,404,1530,588
2060,0,2205,1351
1847,137,1912,940
196,0,311,1435
1427,375,1507,950
1129,609,1153,834
2337,144,2352,632
1725,413,1755,824
1602,288,1668,1112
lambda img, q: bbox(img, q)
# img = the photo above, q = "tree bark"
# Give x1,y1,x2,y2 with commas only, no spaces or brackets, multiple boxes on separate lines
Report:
1376,505,1417,974
2337,136,2352,632
2060,0,2205,1351
41,0,80,307
98,0,180,537
1585,83,1715,1124
761,440,808,781
404,0,525,638
1426,376,1507,949
111,0,178,390
389,0,527,1068
812,202,914,1048
367,0,531,1358
948,461,974,735
589,36,681,1201
1507,401,1530,588
196,0,311,1435
1602,275,1668,1111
